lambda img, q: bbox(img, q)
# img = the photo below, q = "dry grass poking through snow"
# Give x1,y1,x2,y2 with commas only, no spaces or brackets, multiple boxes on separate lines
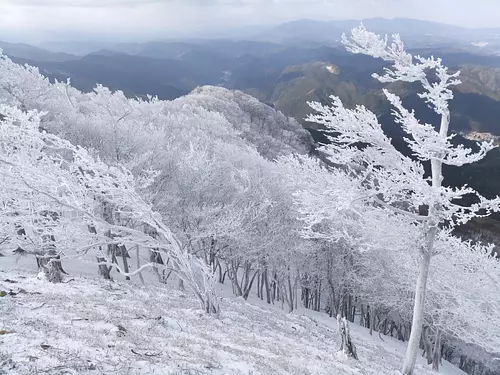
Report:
0,270,465,375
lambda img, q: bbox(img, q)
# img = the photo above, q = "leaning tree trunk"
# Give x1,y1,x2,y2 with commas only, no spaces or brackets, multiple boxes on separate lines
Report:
402,109,449,375
242,271,259,300
402,247,433,375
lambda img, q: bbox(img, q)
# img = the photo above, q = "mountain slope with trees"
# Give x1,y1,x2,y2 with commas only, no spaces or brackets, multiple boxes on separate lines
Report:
1,24,500,375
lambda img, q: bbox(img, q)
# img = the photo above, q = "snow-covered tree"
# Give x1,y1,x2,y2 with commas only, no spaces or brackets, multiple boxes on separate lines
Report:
281,26,500,374
0,105,219,313
182,86,314,160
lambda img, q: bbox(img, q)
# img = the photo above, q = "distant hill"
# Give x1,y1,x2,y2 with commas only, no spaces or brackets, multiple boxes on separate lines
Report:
10,52,224,100
38,40,116,56
0,41,77,62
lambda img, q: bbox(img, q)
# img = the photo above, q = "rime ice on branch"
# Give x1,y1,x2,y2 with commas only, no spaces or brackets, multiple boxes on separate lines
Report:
0,105,219,314
283,25,500,375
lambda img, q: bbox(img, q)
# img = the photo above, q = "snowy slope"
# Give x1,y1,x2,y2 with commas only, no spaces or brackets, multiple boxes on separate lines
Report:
0,264,466,375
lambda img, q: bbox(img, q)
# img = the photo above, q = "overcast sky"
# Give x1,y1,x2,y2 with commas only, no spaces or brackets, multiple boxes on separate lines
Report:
1,0,499,43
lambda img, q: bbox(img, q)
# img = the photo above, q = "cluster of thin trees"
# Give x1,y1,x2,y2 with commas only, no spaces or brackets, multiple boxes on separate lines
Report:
1,26,500,375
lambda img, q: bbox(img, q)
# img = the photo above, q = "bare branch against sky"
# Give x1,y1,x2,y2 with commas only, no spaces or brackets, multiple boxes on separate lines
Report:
1,0,499,43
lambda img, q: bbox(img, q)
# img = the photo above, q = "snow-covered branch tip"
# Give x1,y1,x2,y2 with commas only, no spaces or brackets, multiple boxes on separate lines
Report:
342,24,461,115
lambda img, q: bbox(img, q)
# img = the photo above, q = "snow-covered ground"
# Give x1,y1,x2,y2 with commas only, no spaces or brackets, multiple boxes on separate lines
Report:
1,257,466,375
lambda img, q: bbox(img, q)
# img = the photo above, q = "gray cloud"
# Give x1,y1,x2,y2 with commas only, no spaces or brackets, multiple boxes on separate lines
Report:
1,0,499,43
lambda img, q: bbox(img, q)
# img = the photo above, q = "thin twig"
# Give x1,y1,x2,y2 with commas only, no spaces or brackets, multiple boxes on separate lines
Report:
31,302,47,310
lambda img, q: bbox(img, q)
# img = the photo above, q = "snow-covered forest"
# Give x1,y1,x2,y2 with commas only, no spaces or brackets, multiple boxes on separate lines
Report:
1,27,500,375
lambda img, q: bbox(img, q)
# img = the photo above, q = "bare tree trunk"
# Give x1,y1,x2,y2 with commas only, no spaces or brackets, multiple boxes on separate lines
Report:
97,256,112,280
314,288,319,311
403,111,447,375
89,225,111,280
337,315,358,359
432,329,442,371
242,271,259,300
256,271,261,299
37,254,62,283
303,287,309,309
242,262,251,293
264,269,271,304
260,271,266,300
351,297,356,323
317,281,321,312
347,294,353,321
342,295,348,319
230,262,243,297
150,249,163,283
370,307,376,336
119,245,130,281
218,260,224,283
274,275,279,302
293,283,299,310
422,326,433,365
136,246,144,284
107,242,121,275
329,292,334,318
402,249,432,375
287,275,294,313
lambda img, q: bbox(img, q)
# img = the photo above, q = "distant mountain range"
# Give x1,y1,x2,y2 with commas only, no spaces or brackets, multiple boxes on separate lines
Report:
24,17,500,56
256,18,500,48
2,17,500,203
0,41,78,62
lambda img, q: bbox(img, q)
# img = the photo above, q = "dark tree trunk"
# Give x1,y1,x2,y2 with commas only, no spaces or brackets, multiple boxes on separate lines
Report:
316,281,321,312
303,287,309,309
432,330,442,371
256,271,261,299
263,269,271,304
242,271,259,300
97,256,112,280
369,307,376,336
287,275,294,313
119,245,130,280
230,262,243,297
37,254,63,283
314,288,319,311
422,326,434,365
259,271,265,300
351,297,356,323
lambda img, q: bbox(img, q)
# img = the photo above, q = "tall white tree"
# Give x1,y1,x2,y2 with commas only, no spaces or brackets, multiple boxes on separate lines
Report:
282,26,500,374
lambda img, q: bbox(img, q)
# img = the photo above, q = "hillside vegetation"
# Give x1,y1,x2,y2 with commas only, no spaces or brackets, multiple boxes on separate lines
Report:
1,23,500,375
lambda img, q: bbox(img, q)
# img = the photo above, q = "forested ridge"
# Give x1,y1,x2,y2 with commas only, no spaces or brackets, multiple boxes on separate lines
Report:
1,26,500,375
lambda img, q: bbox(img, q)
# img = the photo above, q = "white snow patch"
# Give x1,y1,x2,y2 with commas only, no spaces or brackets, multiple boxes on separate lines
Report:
0,267,467,375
